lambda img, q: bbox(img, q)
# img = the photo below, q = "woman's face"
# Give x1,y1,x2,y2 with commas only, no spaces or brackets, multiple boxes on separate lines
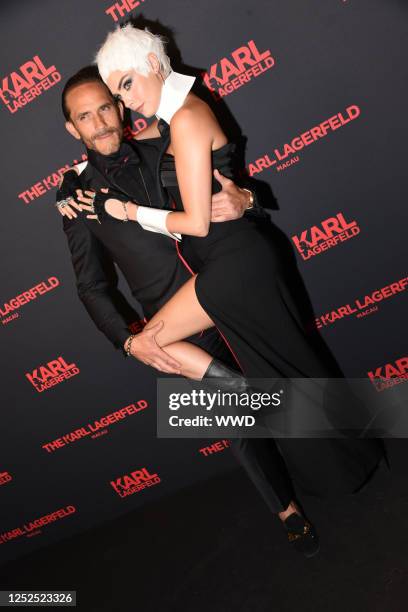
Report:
106,55,163,117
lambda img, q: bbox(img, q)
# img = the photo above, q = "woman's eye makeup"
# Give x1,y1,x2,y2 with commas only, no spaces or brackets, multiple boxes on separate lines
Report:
123,78,132,91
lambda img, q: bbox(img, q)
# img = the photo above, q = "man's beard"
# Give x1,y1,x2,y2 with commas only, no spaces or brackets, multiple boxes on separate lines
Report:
90,127,122,153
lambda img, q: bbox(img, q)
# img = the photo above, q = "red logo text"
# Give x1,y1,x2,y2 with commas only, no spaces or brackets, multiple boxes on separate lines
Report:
315,277,408,328
291,212,360,260
110,467,161,498
199,439,231,456
18,154,87,204
203,40,275,100
0,472,12,486
26,356,80,393
368,356,408,392
0,56,61,114
124,117,148,140
0,506,76,544
105,0,146,22
42,400,148,452
248,105,361,175
1,277,60,326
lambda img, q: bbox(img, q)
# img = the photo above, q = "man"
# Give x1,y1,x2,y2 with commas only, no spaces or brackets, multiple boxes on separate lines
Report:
57,66,321,557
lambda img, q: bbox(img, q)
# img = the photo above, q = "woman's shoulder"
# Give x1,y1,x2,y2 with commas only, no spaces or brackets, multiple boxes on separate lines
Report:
171,93,217,130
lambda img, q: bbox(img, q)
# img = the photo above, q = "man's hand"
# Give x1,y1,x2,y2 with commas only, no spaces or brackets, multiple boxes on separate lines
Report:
126,320,182,374
55,196,83,220
55,168,83,220
211,169,252,222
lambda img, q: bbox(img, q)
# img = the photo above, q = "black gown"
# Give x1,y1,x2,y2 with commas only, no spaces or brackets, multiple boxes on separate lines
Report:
160,141,385,497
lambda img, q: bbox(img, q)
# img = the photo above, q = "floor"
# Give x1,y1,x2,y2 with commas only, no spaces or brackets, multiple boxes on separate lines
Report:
1,440,407,612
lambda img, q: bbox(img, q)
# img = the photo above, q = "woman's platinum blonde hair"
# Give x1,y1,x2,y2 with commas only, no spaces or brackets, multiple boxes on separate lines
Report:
95,24,172,83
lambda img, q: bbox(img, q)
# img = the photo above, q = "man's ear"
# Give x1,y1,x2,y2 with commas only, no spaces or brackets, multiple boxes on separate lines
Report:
65,120,81,140
147,52,160,74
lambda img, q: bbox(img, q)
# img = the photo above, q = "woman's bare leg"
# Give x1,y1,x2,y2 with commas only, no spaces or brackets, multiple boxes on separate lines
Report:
161,341,213,379
137,275,218,379
144,275,214,346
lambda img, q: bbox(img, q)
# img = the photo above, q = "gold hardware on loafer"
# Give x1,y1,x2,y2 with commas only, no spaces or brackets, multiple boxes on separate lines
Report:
287,521,312,542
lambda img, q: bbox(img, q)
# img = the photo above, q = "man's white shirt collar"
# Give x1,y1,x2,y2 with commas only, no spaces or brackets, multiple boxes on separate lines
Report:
155,70,196,125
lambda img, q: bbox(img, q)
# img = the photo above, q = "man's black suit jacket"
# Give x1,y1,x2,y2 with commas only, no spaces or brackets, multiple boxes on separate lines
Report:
62,138,238,365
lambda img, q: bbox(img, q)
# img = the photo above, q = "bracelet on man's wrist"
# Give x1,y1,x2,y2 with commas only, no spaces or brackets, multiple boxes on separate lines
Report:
125,334,136,357
241,187,254,210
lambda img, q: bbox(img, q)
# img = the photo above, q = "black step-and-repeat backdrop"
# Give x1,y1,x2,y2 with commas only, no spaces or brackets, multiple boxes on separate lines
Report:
1,0,407,565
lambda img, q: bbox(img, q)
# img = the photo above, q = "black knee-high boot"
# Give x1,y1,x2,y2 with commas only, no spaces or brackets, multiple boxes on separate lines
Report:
202,359,287,432
202,358,250,393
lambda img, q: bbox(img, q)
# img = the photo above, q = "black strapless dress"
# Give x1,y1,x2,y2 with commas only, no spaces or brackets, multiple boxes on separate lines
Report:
160,142,384,496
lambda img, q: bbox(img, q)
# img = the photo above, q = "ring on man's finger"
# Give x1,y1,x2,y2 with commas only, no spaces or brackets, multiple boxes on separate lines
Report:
55,198,72,210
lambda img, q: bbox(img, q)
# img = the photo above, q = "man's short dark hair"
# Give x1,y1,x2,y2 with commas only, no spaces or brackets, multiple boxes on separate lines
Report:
61,65,114,121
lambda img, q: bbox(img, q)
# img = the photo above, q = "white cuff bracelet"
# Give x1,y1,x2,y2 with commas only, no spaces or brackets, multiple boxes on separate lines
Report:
136,206,182,242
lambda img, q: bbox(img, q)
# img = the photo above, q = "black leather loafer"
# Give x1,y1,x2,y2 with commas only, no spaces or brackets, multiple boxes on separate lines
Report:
283,513,320,558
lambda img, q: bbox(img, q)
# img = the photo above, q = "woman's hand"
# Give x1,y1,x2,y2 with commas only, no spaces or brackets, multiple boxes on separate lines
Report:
77,188,138,223
103,194,138,222
75,189,98,220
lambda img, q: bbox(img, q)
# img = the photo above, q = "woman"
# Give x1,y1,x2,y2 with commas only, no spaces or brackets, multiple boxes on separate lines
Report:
57,25,384,556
